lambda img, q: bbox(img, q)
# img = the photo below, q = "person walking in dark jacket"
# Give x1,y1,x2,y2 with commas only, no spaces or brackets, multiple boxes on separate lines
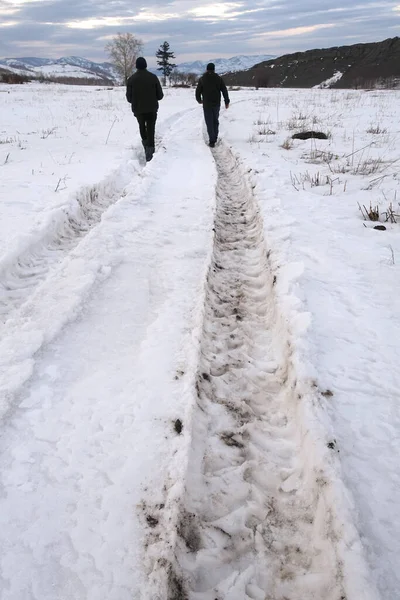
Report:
195,63,230,147
126,57,164,162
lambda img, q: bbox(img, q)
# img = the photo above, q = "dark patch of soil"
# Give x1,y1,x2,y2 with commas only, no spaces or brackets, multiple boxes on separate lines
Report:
177,510,202,552
220,432,245,449
167,566,189,600
327,439,339,451
146,515,159,528
174,419,183,435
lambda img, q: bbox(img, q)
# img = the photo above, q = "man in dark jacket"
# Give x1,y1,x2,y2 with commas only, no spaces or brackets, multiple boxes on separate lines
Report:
195,63,230,147
126,57,164,162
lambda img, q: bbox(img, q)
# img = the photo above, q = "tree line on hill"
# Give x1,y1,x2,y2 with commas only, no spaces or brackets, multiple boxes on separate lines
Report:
224,37,400,90
0,71,115,85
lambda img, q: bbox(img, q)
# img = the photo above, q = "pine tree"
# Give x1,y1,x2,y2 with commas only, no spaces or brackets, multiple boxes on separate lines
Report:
156,41,176,85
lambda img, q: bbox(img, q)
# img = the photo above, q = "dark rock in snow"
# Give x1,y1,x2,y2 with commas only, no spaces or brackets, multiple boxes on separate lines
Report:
292,131,328,140
174,419,183,434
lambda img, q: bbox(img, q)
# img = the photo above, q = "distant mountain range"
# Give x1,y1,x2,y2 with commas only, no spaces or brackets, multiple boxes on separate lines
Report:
176,55,276,75
0,56,117,83
2,40,399,89
0,54,276,83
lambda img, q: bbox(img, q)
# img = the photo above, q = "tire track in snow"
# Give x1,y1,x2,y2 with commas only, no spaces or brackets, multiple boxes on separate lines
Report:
0,162,135,322
0,107,193,323
145,144,362,600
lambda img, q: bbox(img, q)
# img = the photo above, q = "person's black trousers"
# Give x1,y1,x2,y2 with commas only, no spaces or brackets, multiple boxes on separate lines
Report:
203,106,220,144
136,112,157,148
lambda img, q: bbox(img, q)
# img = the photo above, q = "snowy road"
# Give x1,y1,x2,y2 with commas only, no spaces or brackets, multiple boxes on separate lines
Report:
0,105,216,599
1,85,400,600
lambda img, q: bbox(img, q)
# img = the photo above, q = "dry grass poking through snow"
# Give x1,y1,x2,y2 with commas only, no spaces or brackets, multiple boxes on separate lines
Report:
247,89,400,226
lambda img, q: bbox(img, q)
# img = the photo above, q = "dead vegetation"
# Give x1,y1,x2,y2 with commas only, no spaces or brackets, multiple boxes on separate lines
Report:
366,124,388,134
291,170,344,195
258,125,276,135
358,198,400,223
358,202,380,221
281,137,293,150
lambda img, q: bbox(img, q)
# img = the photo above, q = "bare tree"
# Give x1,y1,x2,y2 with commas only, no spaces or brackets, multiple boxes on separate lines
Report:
187,72,198,86
105,32,143,84
170,69,181,85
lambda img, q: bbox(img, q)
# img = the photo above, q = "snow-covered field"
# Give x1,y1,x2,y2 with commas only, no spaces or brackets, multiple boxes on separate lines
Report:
0,83,399,600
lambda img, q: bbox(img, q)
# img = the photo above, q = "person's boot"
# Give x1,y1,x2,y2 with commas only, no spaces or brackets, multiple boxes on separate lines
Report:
145,146,155,162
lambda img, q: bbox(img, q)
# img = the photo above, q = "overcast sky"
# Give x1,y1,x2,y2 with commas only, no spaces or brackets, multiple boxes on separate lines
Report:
0,0,398,65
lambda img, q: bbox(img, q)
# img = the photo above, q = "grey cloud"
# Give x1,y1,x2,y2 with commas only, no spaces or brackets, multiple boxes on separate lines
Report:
0,0,397,63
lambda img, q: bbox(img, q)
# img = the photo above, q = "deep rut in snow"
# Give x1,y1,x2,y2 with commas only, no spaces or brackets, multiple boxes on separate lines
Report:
148,145,348,600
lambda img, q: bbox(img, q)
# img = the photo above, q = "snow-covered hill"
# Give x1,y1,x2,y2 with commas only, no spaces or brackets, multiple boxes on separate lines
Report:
177,54,276,75
0,56,117,83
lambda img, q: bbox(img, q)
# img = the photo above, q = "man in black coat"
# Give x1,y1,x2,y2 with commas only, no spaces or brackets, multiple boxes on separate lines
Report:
126,57,164,162
195,63,230,147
